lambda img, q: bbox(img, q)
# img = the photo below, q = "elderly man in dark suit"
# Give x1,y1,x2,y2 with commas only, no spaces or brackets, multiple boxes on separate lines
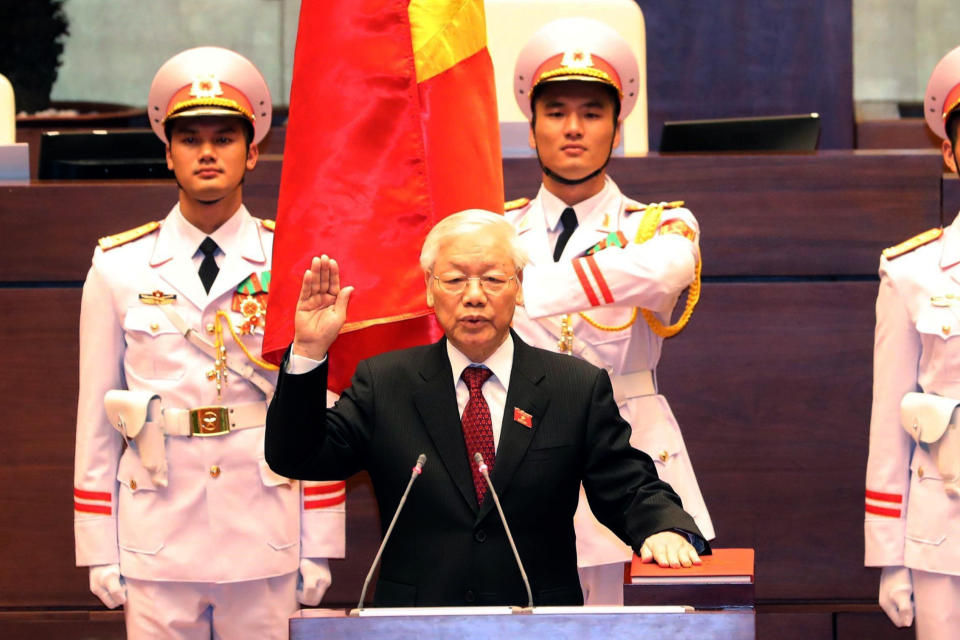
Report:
265,209,708,607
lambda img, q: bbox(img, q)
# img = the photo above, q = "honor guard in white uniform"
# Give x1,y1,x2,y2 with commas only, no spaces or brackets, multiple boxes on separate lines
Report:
866,46,960,640
507,18,714,604
73,47,345,640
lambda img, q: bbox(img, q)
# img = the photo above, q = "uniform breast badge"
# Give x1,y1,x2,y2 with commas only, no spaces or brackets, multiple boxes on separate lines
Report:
138,290,177,305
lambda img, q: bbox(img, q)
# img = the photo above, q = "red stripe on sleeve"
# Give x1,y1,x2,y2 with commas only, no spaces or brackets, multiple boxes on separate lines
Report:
305,494,346,509
865,503,901,518
572,258,601,307
865,489,902,504
585,255,614,304
304,482,346,496
74,488,112,502
75,502,112,515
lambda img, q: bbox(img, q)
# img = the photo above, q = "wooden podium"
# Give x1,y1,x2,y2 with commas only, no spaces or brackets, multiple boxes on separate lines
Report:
290,607,754,640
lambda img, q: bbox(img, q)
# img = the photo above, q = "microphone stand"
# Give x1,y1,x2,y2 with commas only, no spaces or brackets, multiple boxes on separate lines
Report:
475,452,534,609
355,453,426,612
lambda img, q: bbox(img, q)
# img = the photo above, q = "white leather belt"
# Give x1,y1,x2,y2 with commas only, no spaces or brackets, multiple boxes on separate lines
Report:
611,370,656,405
161,401,268,437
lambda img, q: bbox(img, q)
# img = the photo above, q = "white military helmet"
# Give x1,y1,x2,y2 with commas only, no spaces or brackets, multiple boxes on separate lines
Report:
925,45,960,141
147,46,271,145
513,17,640,122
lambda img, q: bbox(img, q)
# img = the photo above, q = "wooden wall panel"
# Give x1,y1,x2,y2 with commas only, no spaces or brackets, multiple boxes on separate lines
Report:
658,282,876,601
0,153,941,282
0,282,885,607
639,1,853,150
0,289,84,606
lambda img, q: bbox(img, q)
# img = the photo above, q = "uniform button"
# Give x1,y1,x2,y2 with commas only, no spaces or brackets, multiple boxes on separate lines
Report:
918,466,924,478
207,323,216,334
474,529,487,543
943,325,952,336
658,450,669,463
130,479,137,490
210,465,221,478
149,322,159,332
464,590,475,603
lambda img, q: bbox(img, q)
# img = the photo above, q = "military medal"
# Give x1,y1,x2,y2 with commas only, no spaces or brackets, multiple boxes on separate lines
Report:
586,231,628,256
232,271,270,334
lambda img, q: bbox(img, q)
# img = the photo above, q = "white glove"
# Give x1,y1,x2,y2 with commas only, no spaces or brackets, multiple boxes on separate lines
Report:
296,558,332,606
89,563,126,609
879,565,914,627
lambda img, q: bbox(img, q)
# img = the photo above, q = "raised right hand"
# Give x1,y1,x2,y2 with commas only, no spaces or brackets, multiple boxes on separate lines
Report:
293,255,353,361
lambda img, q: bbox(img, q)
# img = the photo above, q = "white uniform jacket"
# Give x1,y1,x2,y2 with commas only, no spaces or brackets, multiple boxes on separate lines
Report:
507,177,715,567
866,215,960,576
74,205,345,583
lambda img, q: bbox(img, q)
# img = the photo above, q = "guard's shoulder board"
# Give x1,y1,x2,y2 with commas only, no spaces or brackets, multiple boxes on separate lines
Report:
625,200,684,214
98,221,161,251
882,227,943,260
259,218,276,232
504,197,531,212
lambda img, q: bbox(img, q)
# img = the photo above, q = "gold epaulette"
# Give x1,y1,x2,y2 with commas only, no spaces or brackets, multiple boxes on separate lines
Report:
504,197,531,212
260,218,276,232
882,228,943,260
98,221,161,251
625,200,685,213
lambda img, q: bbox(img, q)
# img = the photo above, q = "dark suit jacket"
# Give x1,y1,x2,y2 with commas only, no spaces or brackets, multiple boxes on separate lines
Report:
265,332,707,607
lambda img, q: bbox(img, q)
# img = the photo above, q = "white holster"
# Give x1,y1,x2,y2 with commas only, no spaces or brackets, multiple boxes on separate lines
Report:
900,392,960,498
104,390,168,488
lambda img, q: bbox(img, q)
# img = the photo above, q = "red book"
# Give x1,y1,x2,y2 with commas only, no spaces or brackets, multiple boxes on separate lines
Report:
630,548,755,585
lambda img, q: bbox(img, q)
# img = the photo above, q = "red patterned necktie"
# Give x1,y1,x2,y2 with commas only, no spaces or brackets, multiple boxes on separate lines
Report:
461,366,495,505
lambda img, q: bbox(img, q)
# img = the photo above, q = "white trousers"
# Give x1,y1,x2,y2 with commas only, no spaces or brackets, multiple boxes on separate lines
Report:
124,573,298,640
914,569,960,640
578,562,626,605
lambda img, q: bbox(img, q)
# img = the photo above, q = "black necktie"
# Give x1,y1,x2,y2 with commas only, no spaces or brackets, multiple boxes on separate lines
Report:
553,207,578,261
198,237,219,293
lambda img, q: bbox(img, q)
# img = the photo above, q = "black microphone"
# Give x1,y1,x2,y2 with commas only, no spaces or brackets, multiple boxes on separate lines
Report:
474,452,534,608
355,453,426,612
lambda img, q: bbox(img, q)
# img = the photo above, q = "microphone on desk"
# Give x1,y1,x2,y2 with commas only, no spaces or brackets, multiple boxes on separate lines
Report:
474,452,534,609
355,453,427,612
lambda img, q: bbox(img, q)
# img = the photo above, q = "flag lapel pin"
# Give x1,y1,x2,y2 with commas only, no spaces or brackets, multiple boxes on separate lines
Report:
513,407,533,428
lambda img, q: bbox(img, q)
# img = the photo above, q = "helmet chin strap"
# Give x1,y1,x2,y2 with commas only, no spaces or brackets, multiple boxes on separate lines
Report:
535,133,616,186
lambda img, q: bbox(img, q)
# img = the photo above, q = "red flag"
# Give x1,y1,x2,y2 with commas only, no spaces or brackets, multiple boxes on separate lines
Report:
263,0,503,391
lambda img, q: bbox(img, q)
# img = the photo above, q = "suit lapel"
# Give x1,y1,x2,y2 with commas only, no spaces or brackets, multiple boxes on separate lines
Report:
478,335,550,523
412,339,478,512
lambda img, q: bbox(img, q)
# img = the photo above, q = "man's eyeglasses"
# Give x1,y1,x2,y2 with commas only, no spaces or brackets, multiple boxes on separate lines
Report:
431,273,518,295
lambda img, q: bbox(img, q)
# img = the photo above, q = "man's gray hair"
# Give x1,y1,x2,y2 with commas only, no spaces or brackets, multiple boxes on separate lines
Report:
419,209,529,272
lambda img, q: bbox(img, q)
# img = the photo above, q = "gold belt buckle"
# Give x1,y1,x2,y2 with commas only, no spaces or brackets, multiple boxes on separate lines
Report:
189,406,230,436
